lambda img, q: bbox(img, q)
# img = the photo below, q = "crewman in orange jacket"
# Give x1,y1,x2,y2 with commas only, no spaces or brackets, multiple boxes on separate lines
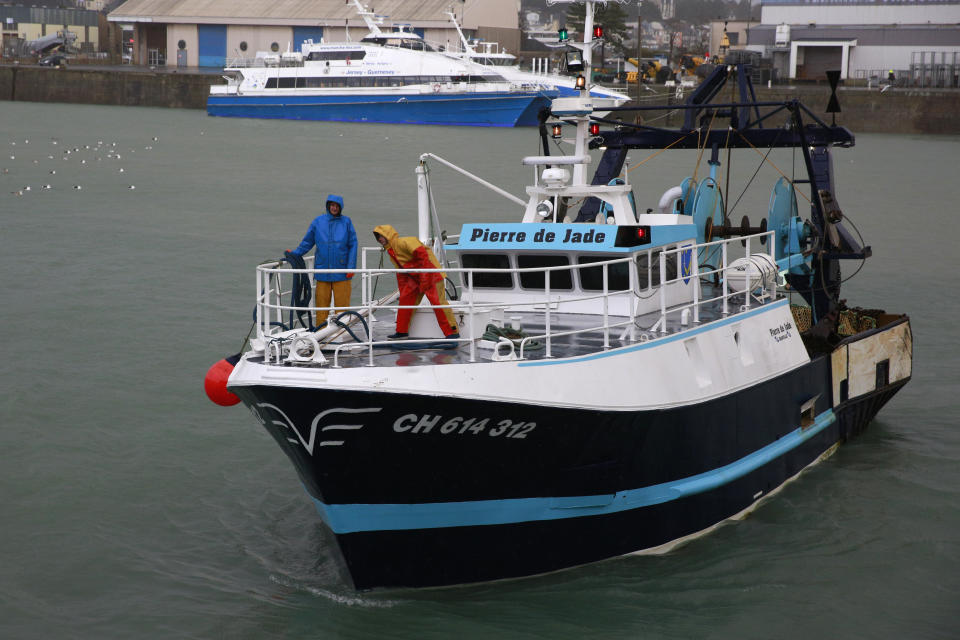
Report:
372,224,459,340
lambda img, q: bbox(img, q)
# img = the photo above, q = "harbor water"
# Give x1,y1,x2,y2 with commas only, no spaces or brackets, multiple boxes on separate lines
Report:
1,102,957,639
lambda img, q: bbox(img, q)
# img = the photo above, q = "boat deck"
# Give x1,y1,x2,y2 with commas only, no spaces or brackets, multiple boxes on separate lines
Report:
256,287,773,369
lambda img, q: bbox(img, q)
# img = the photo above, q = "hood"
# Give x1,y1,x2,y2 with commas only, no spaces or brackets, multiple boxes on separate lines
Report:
372,224,399,246
326,194,344,214
373,224,431,267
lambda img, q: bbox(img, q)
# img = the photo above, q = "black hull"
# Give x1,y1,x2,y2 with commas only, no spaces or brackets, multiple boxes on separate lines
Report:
336,377,908,589
231,323,910,589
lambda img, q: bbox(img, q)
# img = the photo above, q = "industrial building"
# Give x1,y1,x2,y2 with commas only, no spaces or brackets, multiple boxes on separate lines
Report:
735,0,960,85
106,0,520,68
0,0,102,58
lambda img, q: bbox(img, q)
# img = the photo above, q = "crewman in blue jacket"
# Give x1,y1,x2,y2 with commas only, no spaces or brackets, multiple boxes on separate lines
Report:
289,194,358,326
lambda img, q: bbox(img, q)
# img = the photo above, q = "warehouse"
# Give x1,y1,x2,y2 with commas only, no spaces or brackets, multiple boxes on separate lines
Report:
746,0,960,85
107,0,519,68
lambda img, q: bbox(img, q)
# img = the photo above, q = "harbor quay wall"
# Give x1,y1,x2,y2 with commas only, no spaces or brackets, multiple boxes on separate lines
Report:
0,65,213,109
623,85,960,135
1,66,958,134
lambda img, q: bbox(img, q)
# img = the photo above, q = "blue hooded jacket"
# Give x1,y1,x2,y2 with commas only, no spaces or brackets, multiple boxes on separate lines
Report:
290,194,358,282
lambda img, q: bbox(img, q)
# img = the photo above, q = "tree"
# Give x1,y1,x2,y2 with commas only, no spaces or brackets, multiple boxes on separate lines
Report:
565,2,631,57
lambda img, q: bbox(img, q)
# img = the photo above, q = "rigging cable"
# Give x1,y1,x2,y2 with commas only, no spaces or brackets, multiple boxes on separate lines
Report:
736,130,812,205
727,126,784,217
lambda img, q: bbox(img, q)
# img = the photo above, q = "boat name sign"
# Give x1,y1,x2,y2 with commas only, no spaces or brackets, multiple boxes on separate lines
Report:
458,223,610,250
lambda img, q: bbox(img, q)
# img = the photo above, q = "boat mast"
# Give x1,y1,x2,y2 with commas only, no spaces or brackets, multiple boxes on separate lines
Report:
445,11,475,55
548,0,599,186
348,0,384,38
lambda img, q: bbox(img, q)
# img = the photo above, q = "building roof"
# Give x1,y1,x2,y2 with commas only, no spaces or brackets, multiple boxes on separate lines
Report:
109,0,487,27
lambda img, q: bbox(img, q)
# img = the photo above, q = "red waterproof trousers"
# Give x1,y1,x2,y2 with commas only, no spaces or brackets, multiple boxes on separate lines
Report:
395,276,457,336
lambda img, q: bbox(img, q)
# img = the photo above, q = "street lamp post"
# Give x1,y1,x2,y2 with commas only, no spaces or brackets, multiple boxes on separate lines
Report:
636,1,642,100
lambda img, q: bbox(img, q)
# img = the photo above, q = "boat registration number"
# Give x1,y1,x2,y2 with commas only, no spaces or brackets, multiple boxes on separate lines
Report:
393,414,536,439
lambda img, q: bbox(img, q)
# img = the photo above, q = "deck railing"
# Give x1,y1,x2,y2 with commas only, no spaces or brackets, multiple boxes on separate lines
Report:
253,230,779,366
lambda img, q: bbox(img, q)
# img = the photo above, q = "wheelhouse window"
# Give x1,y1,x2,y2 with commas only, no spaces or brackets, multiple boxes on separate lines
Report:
517,255,573,290
636,248,678,289
577,255,631,291
460,254,513,288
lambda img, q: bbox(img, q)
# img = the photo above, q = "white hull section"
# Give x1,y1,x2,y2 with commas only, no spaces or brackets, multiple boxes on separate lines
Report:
230,301,809,410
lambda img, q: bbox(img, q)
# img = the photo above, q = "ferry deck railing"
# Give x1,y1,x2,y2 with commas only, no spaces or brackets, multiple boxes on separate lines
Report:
253,230,779,367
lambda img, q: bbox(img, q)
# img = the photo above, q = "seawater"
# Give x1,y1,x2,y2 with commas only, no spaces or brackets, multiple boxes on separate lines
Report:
1,101,957,640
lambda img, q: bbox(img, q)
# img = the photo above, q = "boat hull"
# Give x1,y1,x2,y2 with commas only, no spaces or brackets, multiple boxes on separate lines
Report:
230,317,910,589
336,380,906,589
206,91,554,127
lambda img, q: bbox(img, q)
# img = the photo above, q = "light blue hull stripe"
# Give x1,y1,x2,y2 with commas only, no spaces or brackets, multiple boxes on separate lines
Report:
312,408,836,534
519,298,789,367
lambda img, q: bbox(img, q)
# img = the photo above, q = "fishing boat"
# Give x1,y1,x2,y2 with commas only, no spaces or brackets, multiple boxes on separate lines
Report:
206,0,912,590
206,0,556,127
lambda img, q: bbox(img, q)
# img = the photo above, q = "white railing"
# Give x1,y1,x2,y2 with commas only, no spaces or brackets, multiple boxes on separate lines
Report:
253,231,779,366
650,230,776,334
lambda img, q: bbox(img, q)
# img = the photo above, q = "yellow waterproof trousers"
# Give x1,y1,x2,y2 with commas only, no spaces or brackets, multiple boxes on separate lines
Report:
315,280,352,326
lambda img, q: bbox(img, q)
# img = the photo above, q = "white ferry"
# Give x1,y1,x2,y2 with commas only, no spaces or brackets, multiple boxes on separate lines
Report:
207,2,557,127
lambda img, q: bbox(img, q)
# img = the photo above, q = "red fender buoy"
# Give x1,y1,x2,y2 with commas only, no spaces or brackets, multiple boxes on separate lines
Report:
204,353,242,406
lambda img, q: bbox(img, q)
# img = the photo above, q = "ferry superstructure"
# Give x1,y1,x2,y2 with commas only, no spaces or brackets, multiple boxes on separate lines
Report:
441,10,631,110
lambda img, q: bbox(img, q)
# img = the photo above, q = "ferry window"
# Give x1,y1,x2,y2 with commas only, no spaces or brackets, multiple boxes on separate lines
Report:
265,78,278,88
239,41,247,52
577,256,631,291
461,254,513,288
517,255,572,290
307,50,367,61
270,42,279,52
278,77,296,89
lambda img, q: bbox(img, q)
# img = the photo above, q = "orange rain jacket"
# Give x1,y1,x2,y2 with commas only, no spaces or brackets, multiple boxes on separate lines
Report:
373,224,445,293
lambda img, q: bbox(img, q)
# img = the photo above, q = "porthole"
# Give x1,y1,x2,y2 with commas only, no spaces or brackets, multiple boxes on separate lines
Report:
177,39,186,50
270,42,279,52
239,41,247,52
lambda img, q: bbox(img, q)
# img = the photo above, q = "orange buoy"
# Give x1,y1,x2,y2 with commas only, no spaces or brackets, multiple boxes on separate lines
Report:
204,354,241,406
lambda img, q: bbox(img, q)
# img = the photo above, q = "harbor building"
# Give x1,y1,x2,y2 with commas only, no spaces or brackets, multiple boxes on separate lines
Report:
0,0,102,58
739,0,960,85
106,0,520,68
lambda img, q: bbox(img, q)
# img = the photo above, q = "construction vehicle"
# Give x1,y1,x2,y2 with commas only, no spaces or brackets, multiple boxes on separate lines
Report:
627,57,673,83
679,54,705,76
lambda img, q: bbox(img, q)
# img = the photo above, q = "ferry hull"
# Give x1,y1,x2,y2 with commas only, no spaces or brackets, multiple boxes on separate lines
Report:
230,318,910,589
206,92,554,127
